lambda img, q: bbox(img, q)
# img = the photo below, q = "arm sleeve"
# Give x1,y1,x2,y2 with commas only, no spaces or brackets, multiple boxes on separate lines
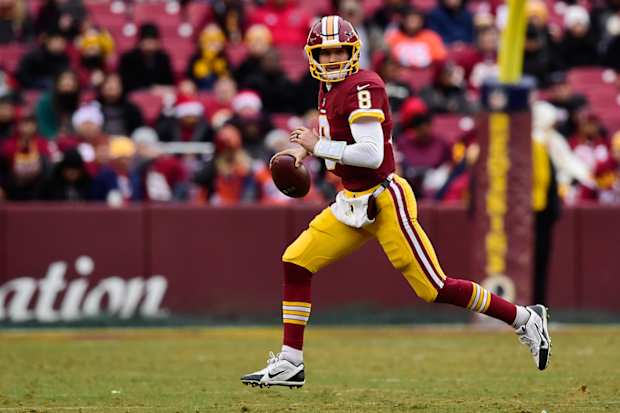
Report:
341,119,384,169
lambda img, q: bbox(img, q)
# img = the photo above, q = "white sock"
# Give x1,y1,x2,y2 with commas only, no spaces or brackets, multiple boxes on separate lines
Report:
281,345,303,365
512,305,530,328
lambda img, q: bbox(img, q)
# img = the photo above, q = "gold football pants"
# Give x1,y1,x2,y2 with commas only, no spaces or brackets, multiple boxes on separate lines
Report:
282,175,447,302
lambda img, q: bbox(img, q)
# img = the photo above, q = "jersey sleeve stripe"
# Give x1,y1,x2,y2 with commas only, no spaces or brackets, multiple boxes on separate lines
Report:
348,109,385,124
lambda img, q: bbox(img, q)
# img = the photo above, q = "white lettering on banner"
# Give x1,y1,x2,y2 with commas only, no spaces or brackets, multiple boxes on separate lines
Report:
0,256,168,322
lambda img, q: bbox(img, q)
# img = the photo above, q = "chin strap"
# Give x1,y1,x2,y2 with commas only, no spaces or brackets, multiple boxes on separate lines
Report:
313,139,347,161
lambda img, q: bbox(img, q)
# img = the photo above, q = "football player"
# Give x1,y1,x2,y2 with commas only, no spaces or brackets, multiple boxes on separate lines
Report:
241,16,551,388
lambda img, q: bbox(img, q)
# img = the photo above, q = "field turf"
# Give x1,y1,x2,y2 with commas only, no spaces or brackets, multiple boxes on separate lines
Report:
0,326,618,413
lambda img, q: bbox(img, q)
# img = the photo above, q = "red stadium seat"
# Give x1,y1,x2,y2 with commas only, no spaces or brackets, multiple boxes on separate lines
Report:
398,67,435,92
278,46,309,82
226,43,248,69
431,114,473,145
164,38,195,78
362,0,384,16
567,67,606,87
0,43,28,74
129,90,164,125
184,1,212,31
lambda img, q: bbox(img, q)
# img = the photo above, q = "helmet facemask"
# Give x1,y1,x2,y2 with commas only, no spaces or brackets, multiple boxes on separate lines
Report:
305,42,361,83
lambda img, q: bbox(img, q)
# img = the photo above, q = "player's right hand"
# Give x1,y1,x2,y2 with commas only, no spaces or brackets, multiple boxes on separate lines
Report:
270,147,309,168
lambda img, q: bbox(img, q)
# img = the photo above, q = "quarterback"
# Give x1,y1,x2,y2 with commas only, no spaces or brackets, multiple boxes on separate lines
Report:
241,16,551,388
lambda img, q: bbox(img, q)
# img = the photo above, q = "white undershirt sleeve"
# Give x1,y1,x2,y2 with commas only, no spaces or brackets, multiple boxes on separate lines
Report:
341,119,384,169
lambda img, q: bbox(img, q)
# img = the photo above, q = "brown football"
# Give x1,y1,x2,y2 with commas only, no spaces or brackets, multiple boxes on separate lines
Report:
270,154,311,198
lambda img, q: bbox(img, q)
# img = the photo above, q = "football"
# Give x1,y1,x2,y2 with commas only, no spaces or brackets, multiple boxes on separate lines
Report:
270,154,311,198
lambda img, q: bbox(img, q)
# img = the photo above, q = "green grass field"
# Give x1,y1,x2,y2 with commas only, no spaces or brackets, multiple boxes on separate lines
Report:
0,326,619,413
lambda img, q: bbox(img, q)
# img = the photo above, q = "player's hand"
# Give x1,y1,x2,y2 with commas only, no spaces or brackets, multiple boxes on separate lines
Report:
290,127,320,154
270,147,309,168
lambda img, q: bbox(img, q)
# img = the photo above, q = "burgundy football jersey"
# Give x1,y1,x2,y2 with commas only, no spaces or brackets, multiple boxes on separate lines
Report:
317,69,395,191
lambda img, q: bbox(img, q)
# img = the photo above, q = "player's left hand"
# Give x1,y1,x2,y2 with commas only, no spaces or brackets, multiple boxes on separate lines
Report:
290,127,319,154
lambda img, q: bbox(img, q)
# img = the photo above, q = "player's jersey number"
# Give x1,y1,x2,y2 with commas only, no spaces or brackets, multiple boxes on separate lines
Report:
357,90,371,109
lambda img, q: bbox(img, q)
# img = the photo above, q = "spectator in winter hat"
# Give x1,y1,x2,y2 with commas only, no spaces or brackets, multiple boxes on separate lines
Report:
16,28,71,90
396,97,452,199
75,18,115,87
419,60,479,114
155,95,213,142
91,135,139,204
1,111,51,200
187,23,230,90
118,22,174,93
52,102,108,171
557,5,601,69
228,90,273,161
523,23,558,88
38,148,92,201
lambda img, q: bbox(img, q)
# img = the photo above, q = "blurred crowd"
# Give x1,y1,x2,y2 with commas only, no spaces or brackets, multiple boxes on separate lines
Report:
0,0,619,205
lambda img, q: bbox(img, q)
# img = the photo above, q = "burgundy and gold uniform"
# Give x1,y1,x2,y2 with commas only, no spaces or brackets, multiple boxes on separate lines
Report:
317,69,395,191
279,15,526,364
241,16,549,389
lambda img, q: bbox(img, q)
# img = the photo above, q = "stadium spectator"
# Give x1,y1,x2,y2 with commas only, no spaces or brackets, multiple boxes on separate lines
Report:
228,90,273,161
118,22,174,93
396,97,452,199
90,136,138,204
57,102,108,167
248,0,311,47
426,0,475,46
557,5,601,69
194,123,258,204
368,0,408,32
186,24,230,90
467,25,499,90
38,148,92,201
75,18,115,88
532,101,594,202
240,48,295,113
234,24,272,87
338,0,371,69
0,112,51,200
35,69,80,139
96,72,144,136
16,29,71,90
0,95,17,140
545,71,588,138
0,0,34,43
206,76,236,127
522,24,557,88
155,95,213,143
131,126,189,202
34,0,86,40
210,0,246,42
569,110,612,201
419,60,478,114
385,6,447,69
375,53,412,116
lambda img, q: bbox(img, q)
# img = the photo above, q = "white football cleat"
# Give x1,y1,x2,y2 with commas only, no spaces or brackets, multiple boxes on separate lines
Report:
241,352,305,388
516,304,552,370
